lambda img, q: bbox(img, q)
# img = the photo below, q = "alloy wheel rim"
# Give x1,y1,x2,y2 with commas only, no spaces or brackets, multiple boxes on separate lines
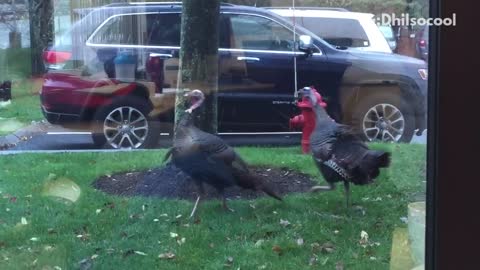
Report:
362,103,405,142
103,106,149,149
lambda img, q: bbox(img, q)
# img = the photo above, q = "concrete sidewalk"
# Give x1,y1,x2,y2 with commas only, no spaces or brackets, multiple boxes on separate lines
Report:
0,120,51,150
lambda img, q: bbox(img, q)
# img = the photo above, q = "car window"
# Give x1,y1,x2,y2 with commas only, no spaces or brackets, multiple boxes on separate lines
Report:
89,14,148,45
290,17,370,48
228,14,295,51
379,25,394,39
147,13,181,46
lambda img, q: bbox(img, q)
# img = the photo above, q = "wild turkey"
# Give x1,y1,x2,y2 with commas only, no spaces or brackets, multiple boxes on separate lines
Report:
298,87,391,207
164,89,282,218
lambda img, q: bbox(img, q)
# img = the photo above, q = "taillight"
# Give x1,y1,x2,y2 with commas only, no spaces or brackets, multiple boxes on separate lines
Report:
419,40,427,48
43,50,72,64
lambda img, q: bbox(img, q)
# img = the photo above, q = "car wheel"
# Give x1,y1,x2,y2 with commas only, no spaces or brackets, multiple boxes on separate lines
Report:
350,93,415,143
92,97,160,149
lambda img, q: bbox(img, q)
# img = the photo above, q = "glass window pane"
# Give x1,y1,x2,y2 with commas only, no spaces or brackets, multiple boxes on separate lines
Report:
229,14,294,51
0,1,432,269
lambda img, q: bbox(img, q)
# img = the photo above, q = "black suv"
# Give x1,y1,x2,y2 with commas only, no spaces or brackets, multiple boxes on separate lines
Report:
40,2,427,149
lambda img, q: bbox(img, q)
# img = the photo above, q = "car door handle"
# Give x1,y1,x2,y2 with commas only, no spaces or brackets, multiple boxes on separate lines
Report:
237,56,260,62
149,53,173,59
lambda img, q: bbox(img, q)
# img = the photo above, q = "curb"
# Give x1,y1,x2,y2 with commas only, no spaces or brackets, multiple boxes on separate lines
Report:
0,121,50,150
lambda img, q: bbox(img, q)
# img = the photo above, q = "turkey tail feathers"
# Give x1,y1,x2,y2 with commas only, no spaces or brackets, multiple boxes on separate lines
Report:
260,183,283,201
359,150,391,179
233,170,282,201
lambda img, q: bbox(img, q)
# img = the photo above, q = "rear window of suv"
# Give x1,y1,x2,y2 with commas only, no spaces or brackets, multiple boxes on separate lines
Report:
88,13,181,46
287,17,370,48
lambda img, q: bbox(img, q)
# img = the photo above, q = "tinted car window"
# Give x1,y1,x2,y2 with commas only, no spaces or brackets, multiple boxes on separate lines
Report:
90,14,148,45
291,17,370,48
147,13,181,46
229,14,294,51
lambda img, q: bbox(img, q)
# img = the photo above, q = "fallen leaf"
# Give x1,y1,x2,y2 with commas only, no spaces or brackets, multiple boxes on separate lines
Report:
158,252,175,259
175,214,182,219
95,209,102,214
134,251,147,256
272,245,282,255
370,256,377,260
254,239,264,247
21,217,28,225
359,230,369,247
142,205,147,211
30,237,38,241
279,219,290,227
153,218,159,222
334,230,339,234
320,242,335,254
91,254,99,260
177,237,186,245
296,238,304,246
170,232,178,238
226,256,234,264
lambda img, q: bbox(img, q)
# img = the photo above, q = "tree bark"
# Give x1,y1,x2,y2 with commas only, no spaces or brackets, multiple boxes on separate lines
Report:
28,0,54,76
175,0,220,134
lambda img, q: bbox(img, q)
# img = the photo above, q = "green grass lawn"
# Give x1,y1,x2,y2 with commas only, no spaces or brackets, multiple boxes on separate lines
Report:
0,144,426,269
0,80,43,136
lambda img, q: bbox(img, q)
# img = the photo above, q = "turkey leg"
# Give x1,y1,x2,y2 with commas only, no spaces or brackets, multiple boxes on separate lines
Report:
190,183,205,219
343,181,351,208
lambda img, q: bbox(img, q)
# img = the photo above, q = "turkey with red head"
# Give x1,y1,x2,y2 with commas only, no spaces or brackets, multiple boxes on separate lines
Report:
298,87,391,207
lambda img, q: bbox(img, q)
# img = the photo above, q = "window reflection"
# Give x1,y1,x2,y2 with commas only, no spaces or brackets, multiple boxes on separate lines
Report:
0,1,429,269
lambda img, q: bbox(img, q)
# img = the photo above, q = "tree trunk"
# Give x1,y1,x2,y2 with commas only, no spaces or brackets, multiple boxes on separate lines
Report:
9,31,22,49
175,0,220,134
28,0,54,76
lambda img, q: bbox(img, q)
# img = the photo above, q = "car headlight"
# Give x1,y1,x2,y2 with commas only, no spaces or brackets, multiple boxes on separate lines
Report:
418,68,428,80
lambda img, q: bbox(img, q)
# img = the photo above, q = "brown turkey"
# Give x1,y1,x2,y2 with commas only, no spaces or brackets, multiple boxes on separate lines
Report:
298,87,391,207
163,89,282,218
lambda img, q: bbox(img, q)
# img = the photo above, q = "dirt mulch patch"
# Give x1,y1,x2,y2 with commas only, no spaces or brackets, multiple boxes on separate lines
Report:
92,164,318,201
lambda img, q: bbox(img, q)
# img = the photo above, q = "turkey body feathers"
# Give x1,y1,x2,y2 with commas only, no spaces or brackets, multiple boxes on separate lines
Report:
166,109,281,203
310,106,391,185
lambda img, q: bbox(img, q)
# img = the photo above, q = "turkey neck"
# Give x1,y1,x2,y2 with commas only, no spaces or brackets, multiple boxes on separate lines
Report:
312,103,332,128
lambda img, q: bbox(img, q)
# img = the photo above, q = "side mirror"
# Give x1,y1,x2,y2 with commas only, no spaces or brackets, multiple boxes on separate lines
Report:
298,35,315,53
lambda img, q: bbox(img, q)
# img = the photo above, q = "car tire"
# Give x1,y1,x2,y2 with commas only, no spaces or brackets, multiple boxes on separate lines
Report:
350,92,415,143
92,97,160,149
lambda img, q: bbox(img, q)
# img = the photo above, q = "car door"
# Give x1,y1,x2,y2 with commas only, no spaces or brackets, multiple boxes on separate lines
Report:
218,13,298,133
144,12,182,94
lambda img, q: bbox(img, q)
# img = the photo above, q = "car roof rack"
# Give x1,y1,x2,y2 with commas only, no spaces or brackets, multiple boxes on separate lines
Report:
265,7,349,12
106,2,235,7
